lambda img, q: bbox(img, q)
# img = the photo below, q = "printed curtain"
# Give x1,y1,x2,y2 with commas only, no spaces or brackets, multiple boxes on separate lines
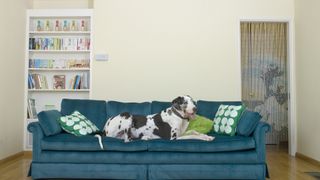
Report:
241,22,288,144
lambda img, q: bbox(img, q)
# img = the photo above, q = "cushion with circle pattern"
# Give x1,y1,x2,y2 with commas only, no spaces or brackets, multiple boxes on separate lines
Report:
212,104,245,136
58,111,99,136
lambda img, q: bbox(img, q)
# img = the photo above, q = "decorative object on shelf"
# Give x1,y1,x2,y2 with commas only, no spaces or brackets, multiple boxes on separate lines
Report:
45,20,50,31
37,20,42,31
44,104,56,111
53,75,66,89
55,20,60,31
63,20,68,31
81,20,86,31
71,20,76,31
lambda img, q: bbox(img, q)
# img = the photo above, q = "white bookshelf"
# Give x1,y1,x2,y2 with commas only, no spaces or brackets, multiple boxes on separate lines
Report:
24,9,93,150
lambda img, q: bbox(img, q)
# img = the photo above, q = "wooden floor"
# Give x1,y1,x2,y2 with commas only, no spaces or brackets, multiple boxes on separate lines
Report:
0,145,320,180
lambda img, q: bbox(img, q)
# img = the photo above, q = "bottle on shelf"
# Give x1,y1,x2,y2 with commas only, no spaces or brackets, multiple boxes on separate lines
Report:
63,20,68,31
71,20,76,31
37,20,42,31
45,20,50,31
81,20,86,31
55,20,60,31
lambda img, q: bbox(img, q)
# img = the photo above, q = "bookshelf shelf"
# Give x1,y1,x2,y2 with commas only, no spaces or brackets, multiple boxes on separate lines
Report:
28,89,90,92
29,50,90,53
24,9,93,151
29,68,90,71
29,31,91,35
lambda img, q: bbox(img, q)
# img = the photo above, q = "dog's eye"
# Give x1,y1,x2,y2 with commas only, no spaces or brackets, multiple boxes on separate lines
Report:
183,101,188,105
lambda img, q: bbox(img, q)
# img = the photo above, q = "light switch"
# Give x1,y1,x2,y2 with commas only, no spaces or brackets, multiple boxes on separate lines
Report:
95,54,109,61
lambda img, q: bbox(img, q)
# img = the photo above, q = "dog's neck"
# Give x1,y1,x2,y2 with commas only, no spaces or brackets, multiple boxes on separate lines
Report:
171,107,189,121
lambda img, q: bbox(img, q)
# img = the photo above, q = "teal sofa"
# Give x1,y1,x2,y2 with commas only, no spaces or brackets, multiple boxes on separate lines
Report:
28,99,270,180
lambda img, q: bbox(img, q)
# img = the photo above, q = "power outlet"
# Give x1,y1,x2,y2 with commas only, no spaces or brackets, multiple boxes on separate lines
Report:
95,54,109,61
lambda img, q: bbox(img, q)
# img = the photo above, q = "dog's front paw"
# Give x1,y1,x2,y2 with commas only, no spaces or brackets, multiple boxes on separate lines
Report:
203,135,214,141
141,136,150,141
124,138,132,143
206,136,215,141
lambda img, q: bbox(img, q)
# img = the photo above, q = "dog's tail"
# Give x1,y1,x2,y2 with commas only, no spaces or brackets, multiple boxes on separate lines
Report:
94,134,104,150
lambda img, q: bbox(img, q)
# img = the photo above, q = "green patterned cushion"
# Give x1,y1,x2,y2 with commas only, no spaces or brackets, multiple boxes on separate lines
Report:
213,104,245,136
58,111,99,136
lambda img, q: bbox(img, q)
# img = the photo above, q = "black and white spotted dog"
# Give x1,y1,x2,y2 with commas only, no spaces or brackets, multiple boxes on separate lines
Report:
96,96,214,149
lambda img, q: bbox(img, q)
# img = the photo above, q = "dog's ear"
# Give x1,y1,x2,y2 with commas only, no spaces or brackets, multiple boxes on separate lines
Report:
172,96,184,110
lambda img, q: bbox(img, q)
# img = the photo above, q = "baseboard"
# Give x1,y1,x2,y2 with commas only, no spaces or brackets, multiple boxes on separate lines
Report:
0,151,33,165
296,152,320,166
0,151,24,164
23,151,32,158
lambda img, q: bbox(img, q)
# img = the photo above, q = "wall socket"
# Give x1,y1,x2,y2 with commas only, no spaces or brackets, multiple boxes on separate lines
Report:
95,54,109,61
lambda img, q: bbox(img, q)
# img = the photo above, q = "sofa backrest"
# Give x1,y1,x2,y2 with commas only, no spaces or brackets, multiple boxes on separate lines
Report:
60,99,243,130
106,101,151,119
61,99,107,131
151,101,171,114
197,100,242,119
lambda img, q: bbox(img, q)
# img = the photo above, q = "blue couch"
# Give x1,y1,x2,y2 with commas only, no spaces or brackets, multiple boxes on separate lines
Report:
28,99,270,180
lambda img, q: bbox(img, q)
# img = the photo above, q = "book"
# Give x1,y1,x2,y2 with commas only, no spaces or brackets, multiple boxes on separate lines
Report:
53,75,65,89
27,98,37,119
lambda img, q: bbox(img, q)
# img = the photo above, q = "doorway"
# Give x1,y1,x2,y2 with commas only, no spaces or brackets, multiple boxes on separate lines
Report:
240,22,289,148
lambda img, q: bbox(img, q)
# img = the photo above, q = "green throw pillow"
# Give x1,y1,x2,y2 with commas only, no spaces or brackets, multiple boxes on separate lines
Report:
58,111,99,136
213,104,245,136
185,115,214,135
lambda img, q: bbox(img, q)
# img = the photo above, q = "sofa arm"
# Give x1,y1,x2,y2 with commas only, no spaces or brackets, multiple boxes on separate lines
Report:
253,122,271,162
28,122,44,161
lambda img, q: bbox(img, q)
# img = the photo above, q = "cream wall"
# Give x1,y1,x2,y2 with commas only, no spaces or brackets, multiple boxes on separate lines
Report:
0,0,28,159
32,0,92,9
92,0,294,101
295,0,320,161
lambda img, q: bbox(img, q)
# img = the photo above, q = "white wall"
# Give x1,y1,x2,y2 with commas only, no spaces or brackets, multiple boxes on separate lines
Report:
0,0,28,160
92,0,294,102
295,0,320,161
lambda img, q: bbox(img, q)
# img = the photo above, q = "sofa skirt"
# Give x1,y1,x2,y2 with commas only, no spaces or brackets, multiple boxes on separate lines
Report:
31,162,266,180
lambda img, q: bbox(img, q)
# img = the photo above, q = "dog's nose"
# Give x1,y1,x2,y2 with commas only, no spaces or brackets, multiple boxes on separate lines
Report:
193,107,197,113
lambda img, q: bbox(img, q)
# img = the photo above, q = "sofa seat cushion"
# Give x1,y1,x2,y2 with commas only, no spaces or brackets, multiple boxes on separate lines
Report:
147,134,255,152
37,150,261,164
41,133,148,152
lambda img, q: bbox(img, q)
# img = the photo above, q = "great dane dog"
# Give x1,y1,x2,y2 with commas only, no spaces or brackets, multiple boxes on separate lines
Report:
96,96,214,149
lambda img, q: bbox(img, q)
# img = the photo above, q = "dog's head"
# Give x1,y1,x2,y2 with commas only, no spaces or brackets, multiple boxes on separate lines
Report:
172,95,197,120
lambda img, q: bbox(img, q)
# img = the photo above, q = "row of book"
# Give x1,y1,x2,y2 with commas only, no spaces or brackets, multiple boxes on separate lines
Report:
70,73,90,90
29,37,90,51
29,59,90,69
28,74,48,89
27,98,37,119
28,73,90,90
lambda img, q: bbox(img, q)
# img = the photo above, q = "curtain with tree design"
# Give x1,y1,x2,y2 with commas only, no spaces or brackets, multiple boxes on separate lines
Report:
241,22,288,144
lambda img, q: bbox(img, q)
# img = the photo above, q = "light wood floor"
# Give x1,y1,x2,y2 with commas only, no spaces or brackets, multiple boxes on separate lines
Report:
0,145,320,180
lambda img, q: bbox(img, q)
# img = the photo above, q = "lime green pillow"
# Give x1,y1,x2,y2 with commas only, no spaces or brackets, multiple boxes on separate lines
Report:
58,111,99,136
185,115,214,135
213,104,245,136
